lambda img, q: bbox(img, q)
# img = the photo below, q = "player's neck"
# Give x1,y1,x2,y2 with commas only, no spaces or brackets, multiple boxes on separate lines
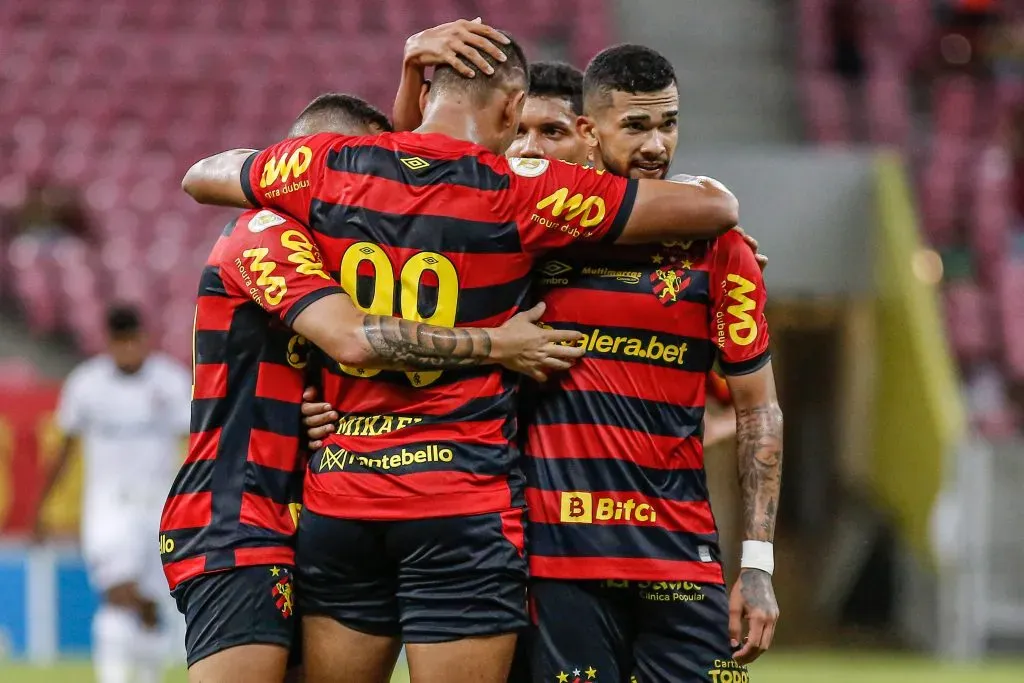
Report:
416,101,489,151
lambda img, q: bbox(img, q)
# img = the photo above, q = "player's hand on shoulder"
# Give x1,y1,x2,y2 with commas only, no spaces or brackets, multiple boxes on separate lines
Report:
404,17,510,77
729,568,780,665
492,302,586,383
731,226,767,272
301,387,338,450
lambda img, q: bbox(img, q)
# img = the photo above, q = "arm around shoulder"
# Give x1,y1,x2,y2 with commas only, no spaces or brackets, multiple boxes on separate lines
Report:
181,149,257,208
617,174,738,245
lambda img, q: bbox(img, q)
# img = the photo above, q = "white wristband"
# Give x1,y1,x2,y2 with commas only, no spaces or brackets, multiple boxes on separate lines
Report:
740,541,774,576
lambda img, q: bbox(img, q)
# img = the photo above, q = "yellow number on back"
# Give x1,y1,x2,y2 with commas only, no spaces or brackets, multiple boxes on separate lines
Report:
339,242,460,387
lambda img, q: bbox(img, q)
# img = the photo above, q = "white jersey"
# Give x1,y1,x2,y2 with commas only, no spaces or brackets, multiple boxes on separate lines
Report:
58,353,189,665
57,353,191,516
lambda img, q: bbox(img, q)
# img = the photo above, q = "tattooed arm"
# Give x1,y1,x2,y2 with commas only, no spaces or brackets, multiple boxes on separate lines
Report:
733,365,784,542
724,361,783,665
292,293,584,382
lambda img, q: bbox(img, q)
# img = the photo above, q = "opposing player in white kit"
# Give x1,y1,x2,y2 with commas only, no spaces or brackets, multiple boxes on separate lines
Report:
36,305,191,683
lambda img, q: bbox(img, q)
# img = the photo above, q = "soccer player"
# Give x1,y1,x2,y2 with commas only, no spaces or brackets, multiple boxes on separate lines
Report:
180,27,741,683
163,93,583,683
516,46,783,683
381,42,780,682
38,304,190,683
496,61,590,166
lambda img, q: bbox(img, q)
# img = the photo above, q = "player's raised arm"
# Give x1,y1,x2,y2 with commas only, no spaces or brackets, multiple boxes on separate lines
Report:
709,231,781,666
394,18,510,131
505,157,737,253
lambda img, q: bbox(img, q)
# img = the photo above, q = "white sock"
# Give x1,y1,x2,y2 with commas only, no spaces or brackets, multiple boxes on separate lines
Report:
92,604,136,683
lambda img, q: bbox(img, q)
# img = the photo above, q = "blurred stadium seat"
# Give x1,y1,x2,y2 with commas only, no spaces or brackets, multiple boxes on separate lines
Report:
0,0,612,355
798,0,1024,404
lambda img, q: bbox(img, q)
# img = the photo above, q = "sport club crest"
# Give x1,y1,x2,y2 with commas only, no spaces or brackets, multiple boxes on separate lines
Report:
270,567,294,618
650,258,692,306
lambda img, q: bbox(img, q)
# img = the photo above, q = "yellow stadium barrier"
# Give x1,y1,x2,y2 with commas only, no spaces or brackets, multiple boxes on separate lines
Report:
872,154,965,561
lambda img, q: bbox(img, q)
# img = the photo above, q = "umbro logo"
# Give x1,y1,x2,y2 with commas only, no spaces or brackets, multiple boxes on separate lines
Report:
540,261,572,277
400,156,430,170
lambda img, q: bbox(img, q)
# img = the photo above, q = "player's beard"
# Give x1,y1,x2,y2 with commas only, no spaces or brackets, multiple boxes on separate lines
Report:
601,153,670,180
628,157,670,180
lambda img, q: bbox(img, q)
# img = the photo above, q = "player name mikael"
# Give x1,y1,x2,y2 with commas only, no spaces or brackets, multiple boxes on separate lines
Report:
335,414,424,437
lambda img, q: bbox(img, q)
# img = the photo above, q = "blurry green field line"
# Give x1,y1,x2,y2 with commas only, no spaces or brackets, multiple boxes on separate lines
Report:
1,653,1022,683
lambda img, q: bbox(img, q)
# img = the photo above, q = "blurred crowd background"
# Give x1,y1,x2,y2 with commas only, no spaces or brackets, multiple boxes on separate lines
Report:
1,0,1023,680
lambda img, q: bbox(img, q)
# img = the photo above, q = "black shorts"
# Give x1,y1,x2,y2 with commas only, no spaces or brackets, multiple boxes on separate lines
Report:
527,579,748,683
296,508,528,642
172,564,300,668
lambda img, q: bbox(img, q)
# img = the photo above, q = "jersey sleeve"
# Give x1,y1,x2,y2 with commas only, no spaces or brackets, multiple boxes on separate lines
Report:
504,157,638,254
219,210,345,327
710,232,771,375
56,366,89,435
240,133,348,222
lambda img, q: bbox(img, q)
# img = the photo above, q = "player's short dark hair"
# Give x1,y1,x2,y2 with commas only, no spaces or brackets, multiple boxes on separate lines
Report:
583,44,677,111
288,93,393,137
529,61,584,115
431,30,529,103
106,304,142,337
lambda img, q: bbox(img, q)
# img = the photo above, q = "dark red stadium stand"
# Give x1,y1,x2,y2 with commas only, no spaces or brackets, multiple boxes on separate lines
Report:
797,0,1024,413
1,0,612,363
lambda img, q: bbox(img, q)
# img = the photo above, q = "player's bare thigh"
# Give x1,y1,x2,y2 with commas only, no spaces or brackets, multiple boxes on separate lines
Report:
303,615,402,683
188,643,290,683
406,633,518,683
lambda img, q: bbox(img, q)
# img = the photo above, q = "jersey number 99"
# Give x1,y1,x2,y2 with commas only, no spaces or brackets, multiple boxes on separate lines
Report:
339,242,459,387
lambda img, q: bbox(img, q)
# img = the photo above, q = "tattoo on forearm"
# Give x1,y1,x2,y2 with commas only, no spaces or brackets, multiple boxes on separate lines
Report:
739,568,778,615
363,316,492,370
736,403,784,542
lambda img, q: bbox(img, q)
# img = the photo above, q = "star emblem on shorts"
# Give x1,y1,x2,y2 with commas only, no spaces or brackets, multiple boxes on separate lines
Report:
270,566,281,577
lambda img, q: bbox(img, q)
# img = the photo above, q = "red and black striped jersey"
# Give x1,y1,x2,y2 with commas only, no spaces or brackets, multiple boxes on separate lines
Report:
159,209,341,590
523,230,770,583
240,132,638,520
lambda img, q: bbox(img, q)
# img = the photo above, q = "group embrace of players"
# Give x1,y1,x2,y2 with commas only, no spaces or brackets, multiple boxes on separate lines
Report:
160,17,783,683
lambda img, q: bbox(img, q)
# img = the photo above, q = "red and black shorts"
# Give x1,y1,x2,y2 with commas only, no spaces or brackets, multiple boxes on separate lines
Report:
296,508,528,642
522,579,747,683
172,564,301,668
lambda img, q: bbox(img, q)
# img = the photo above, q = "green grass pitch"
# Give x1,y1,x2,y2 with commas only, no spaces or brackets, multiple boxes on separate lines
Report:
1,652,1023,683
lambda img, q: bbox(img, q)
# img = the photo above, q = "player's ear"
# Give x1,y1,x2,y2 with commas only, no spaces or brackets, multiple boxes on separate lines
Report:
503,89,526,132
577,115,601,167
577,115,597,148
418,81,430,115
